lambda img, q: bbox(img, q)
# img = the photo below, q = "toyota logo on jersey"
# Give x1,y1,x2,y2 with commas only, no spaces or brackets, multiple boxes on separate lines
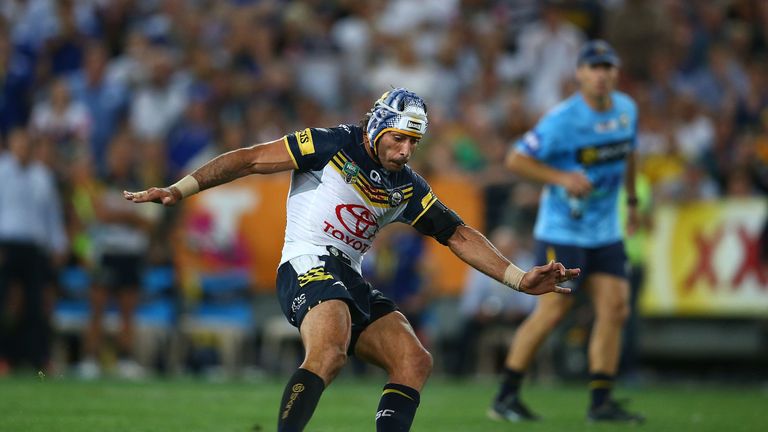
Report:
335,204,378,239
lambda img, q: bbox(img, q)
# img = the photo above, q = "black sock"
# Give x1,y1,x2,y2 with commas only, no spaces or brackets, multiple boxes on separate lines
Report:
496,368,524,402
375,383,421,432
589,373,614,408
277,368,325,432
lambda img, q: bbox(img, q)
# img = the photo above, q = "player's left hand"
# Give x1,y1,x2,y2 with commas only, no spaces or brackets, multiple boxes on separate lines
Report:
519,260,580,295
626,206,640,236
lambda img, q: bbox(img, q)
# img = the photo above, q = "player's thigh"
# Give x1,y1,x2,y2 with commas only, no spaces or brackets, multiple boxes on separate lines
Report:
354,311,430,375
299,299,352,353
526,291,576,326
534,240,587,292
585,273,630,319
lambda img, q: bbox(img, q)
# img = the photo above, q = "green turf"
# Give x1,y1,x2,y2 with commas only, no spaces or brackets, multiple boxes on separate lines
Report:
1,375,766,432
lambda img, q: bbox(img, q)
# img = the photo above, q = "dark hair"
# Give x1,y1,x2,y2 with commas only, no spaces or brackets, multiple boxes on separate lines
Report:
359,111,372,132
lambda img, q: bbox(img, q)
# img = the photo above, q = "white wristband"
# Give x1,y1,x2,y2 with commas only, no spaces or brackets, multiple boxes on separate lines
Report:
171,175,200,199
503,263,526,292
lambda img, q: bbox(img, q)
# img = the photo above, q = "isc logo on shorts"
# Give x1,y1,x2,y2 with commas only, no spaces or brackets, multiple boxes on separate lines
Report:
291,293,306,313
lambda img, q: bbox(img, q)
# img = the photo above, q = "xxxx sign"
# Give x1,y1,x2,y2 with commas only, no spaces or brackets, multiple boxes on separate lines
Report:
641,199,768,317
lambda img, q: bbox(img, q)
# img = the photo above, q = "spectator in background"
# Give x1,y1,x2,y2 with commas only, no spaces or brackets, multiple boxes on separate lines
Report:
429,29,472,113
30,77,91,178
0,24,35,138
77,131,158,379
129,47,187,150
671,92,716,165
604,0,670,81
370,34,438,101
283,3,344,110
68,42,129,177
499,0,584,115
105,29,151,89
687,43,750,114
657,160,719,204
0,129,67,374
453,227,536,377
166,85,216,181
39,0,96,79
330,2,374,95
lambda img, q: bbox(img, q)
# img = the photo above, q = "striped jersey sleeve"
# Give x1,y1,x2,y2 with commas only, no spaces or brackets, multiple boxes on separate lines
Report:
397,170,439,225
283,126,354,171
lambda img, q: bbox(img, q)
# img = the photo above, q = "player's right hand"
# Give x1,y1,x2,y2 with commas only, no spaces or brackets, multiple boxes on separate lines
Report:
519,260,580,295
123,187,181,206
559,171,592,197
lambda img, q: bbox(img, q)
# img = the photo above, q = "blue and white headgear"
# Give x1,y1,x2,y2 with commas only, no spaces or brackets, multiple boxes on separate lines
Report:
366,88,428,156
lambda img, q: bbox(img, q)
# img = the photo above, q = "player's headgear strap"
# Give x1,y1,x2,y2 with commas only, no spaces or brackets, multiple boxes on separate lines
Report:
366,88,428,155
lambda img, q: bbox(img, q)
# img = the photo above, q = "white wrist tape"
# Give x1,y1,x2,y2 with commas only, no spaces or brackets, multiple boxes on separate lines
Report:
171,175,200,198
503,263,526,292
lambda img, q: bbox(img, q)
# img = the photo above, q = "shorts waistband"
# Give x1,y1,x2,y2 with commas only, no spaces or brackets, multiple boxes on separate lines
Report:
326,246,352,266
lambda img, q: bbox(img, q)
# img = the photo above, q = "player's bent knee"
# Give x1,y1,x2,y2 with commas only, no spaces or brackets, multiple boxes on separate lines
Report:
413,348,433,379
398,346,433,383
304,345,348,379
322,346,348,372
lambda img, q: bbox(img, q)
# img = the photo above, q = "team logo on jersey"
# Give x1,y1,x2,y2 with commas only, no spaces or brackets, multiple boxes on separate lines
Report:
369,169,382,183
335,204,378,239
388,190,404,207
342,161,360,183
521,131,540,154
620,113,630,128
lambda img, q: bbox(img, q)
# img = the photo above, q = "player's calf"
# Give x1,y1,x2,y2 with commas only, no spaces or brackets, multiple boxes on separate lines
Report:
277,368,326,432
375,383,421,431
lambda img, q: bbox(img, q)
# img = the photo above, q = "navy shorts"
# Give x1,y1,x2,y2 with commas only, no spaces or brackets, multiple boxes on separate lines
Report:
534,240,628,291
276,250,398,354
95,253,144,290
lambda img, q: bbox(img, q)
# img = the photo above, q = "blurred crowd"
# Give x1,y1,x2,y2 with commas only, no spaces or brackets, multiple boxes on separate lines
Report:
1,0,768,376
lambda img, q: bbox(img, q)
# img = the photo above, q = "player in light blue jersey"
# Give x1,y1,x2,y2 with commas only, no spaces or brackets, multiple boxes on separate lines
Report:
489,40,644,423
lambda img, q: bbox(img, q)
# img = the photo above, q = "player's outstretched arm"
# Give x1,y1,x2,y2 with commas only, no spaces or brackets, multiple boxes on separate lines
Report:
124,139,295,206
446,225,579,295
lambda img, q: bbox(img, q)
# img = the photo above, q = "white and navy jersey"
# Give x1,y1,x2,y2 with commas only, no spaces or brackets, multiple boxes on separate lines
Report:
279,125,441,274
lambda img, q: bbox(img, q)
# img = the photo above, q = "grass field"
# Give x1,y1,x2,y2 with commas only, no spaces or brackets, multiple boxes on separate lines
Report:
1,374,766,432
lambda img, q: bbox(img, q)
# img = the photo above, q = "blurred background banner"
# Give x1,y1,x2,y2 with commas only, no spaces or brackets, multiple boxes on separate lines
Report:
642,198,767,317
174,173,291,293
423,175,484,295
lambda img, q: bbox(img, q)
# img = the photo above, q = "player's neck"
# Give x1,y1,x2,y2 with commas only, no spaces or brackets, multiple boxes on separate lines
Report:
582,93,613,112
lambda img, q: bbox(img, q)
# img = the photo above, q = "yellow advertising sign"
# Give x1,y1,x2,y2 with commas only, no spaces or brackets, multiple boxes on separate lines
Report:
641,199,768,317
